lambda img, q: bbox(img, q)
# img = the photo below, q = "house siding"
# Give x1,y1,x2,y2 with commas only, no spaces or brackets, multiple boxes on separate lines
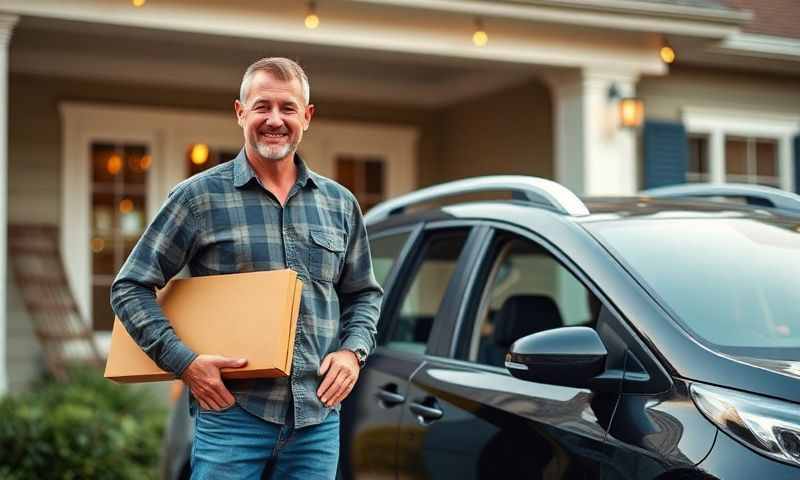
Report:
639,65,800,121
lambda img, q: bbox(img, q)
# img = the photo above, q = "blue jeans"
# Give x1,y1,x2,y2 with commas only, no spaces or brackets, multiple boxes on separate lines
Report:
190,403,340,480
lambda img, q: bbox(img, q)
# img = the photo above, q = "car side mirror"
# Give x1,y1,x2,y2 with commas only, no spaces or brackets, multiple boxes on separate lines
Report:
505,326,607,389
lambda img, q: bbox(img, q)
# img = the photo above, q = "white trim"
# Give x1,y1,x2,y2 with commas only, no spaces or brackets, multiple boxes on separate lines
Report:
714,33,800,62
682,107,800,192
0,13,18,395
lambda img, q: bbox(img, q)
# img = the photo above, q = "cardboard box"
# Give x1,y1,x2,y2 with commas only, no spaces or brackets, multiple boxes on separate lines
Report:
104,269,303,383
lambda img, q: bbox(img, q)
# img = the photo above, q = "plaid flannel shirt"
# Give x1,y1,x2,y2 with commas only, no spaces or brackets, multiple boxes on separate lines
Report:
110,149,383,428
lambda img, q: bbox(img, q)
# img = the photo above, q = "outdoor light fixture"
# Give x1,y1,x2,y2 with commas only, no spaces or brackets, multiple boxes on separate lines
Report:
131,0,146,7
472,18,488,47
619,97,644,129
305,2,320,30
608,84,644,130
660,43,676,64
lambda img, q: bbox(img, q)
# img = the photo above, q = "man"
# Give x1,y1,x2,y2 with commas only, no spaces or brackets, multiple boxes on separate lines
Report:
110,57,383,479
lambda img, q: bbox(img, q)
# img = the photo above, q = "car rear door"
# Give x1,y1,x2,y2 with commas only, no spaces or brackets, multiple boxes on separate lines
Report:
339,223,482,480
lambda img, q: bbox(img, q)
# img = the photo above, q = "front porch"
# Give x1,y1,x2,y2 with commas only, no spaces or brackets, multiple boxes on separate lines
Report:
0,0,741,392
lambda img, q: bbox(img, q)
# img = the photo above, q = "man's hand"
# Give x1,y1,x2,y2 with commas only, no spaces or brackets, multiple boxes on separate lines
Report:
317,350,360,407
181,354,247,411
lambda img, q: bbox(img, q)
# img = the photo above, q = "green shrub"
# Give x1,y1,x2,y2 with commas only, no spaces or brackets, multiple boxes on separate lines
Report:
0,368,167,480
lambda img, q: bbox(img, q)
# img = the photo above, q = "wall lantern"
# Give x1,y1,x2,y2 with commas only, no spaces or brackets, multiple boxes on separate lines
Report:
608,84,644,130
619,97,644,129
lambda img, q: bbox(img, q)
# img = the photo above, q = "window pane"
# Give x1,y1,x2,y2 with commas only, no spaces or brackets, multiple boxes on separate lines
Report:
90,142,149,330
335,155,386,212
336,157,357,192
470,237,599,367
364,160,384,195
369,232,411,288
124,145,149,186
687,135,709,183
92,143,120,184
385,230,469,354
187,145,235,177
756,139,777,177
725,137,748,177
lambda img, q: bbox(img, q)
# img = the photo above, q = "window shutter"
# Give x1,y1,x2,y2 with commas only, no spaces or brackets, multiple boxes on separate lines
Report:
643,120,689,189
794,135,800,194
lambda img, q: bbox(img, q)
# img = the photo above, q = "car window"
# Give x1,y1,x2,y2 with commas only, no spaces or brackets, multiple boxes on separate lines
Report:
468,234,601,367
588,218,800,360
383,229,470,354
369,231,412,288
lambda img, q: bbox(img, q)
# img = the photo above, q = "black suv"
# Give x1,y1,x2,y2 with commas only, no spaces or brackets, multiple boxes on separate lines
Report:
163,177,800,479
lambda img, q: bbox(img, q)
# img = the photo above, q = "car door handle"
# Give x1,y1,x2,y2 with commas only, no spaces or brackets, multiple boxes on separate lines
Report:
376,387,405,408
409,401,444,424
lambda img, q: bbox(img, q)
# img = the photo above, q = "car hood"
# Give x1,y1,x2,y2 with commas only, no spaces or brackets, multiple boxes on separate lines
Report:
733,356,800,382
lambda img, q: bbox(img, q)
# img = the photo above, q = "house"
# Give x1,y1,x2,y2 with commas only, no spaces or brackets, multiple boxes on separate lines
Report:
0,0,798,393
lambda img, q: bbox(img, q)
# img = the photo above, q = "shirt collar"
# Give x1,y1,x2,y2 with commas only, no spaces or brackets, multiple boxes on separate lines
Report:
233,148,318,190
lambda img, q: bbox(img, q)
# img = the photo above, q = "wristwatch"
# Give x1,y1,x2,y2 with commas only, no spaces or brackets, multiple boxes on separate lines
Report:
349,348,367,367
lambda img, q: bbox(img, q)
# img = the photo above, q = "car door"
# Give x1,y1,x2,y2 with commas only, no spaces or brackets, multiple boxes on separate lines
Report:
339,224,479,480
395,225,626,480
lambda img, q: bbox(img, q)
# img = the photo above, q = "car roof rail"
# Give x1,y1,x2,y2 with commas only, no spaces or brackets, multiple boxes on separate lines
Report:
641,183,800,213
364,175,590,223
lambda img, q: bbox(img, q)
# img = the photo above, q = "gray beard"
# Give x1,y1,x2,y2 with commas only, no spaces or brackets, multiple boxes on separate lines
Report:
255,141,294,161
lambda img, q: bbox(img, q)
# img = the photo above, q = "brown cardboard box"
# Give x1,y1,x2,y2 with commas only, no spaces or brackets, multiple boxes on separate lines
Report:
104,269,303,383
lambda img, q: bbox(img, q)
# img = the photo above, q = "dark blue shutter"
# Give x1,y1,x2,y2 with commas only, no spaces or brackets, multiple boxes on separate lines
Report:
643,120,689,189
794,135,800,194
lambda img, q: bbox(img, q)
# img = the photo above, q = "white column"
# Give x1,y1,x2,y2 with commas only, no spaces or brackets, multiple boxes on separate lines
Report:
547,68,640,196
0,14,18,395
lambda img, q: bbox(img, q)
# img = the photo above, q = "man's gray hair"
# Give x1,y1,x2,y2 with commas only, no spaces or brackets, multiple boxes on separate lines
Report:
239,57,311,105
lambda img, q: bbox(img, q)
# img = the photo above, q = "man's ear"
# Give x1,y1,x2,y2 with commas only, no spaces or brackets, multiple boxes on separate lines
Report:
304,104,316,131
234,99,245,128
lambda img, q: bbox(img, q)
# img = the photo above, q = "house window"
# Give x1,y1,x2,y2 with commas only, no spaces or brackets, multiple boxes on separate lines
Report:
724,136,779,187
682,108,799,192
90,142,151,331
335,155,386,211
687,134,710,183
187,144,238,176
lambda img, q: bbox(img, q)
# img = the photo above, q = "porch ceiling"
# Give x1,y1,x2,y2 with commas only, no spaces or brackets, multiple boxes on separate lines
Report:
9,16,540,108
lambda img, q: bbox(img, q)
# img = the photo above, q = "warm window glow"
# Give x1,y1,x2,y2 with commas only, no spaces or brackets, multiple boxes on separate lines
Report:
119,198,134,214
190,144,210,165
106,154,123,175
91,237,105,253
132,0,146,7
140,154,152,171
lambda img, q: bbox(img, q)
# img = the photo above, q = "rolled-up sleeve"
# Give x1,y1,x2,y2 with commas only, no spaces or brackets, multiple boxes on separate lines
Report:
337,198,384,358
110,186,199,376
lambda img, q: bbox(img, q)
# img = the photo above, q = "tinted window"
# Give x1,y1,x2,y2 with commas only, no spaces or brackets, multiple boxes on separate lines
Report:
384,229,469,354
369,231,411,288
468,235,600,367
589,218,800,359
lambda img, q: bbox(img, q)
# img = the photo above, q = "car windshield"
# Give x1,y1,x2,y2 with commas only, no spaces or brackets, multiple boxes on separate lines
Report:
587,217,800,361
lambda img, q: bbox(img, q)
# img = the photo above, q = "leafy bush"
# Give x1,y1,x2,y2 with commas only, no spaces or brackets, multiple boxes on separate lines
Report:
0,368,167,480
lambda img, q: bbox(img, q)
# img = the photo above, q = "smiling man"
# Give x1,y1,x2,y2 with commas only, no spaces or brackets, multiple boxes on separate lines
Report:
110,57,383,479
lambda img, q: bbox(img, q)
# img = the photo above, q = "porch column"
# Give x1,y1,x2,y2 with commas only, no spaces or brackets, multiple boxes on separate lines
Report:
548,68,640,196
0,14,18,395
